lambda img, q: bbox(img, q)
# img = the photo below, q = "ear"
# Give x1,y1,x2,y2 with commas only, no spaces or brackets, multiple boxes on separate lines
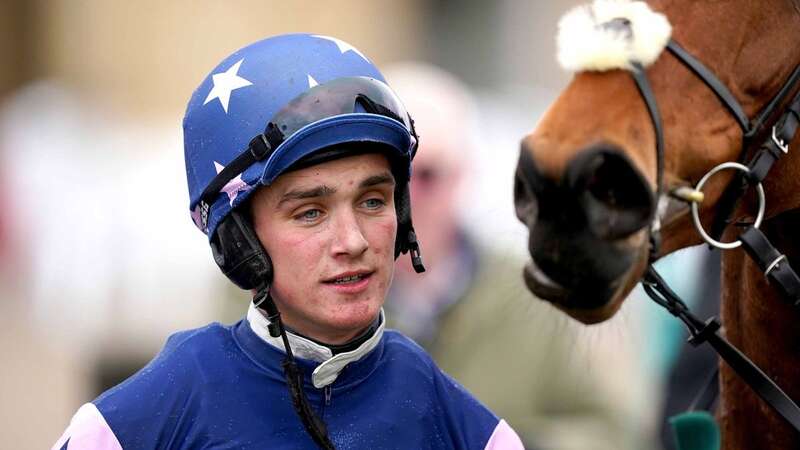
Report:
210,210,273,290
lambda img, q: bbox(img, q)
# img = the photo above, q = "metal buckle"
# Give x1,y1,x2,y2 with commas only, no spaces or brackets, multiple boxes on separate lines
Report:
772,126,789,154
690,162,766,250
249,133,272,160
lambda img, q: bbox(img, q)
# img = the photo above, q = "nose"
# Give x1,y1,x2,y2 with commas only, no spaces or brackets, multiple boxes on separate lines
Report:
566,146,655,239
514,148,543,226
330,210,369,257
515,142,655,240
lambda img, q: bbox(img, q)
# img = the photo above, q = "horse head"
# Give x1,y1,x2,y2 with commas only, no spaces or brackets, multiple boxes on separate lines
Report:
514,0,800,324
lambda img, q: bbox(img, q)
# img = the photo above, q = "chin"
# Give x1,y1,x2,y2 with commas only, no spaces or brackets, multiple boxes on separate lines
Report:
324,298,382,332
521,241,648,325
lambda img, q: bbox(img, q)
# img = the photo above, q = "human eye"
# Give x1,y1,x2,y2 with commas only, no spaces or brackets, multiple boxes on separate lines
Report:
295,208,322,223
362,197,386,210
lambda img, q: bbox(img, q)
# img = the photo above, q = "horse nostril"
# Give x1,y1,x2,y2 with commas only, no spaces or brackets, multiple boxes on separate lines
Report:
514,148,541,224
566,146,655,240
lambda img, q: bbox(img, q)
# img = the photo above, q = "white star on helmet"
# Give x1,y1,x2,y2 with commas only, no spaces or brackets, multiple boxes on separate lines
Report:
312,35,371,62
203,59,253,114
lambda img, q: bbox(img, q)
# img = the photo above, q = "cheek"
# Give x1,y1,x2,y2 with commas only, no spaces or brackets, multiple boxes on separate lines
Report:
267,234,325,306
371,216,397,255
371,218,397,289
267,230,326,285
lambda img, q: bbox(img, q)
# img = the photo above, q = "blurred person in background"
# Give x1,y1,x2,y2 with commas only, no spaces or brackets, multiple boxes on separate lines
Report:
52,34,524,449
0,139,16,281
384,62,653,450
0,155,9,274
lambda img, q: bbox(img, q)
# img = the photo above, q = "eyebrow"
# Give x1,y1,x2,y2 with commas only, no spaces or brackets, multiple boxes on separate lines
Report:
359,172,395,188
276,172,395,207
278,185,336,207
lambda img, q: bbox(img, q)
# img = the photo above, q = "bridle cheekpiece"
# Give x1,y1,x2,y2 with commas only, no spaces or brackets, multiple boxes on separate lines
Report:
556,0,800,434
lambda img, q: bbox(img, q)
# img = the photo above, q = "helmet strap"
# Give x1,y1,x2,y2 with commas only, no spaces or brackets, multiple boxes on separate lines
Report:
198,123,284,231
406,229,425,273
252,285,337,449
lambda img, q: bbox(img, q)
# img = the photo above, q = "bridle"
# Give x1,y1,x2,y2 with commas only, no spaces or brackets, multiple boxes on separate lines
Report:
630,36,800,431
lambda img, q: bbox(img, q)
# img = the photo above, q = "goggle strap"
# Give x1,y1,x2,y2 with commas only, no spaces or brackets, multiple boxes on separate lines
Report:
355,94,404,124
198,125,284,216
408,115,420,158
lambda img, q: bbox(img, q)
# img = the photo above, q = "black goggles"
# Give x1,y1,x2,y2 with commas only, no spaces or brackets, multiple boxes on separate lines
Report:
199,76,417,212
272,75,415,139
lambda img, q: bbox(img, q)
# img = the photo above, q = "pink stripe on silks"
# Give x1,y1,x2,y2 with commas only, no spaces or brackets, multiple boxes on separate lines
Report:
51,403,123,450
484,419,525,450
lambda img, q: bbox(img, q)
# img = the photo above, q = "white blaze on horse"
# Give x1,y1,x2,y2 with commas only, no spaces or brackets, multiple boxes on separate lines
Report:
514,1,800,449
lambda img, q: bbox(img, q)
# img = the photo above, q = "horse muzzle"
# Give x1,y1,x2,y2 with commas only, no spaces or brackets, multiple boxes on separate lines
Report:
514,142,655,321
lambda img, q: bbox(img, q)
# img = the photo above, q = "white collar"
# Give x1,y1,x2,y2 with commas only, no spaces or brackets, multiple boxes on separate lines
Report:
246,303,385,388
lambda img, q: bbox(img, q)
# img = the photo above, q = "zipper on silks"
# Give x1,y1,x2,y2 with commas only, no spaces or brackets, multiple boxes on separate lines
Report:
324,385,332,406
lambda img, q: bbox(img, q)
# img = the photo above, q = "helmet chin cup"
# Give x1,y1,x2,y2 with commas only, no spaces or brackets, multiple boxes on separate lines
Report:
406,229,425,273
210,210,273,291
391,183,425,273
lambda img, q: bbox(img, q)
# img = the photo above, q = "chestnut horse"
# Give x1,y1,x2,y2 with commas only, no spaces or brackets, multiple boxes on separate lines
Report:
513,0,800,449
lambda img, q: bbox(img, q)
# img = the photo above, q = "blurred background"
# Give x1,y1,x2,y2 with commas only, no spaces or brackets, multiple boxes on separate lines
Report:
0,1,720,449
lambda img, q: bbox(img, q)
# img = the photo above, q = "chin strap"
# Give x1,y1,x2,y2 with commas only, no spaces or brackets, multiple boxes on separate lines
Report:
407,229,426,273
253,287,337,450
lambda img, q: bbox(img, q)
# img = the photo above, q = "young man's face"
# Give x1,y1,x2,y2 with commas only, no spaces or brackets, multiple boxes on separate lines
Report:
251,152,397,345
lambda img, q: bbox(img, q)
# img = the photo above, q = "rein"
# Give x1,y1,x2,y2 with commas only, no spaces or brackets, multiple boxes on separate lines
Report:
632,38,800,431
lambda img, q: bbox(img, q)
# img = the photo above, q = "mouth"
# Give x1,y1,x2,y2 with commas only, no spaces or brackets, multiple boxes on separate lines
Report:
522,257,622,316
522,260,569,303
322,270,375,294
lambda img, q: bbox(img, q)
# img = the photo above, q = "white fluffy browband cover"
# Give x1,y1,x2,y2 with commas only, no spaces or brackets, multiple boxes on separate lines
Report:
557,0,672,72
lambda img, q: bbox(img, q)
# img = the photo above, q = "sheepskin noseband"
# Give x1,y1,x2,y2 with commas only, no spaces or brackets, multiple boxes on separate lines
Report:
557,0,672,72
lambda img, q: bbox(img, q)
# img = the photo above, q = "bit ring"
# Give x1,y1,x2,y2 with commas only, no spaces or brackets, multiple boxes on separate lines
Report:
690,162,765,250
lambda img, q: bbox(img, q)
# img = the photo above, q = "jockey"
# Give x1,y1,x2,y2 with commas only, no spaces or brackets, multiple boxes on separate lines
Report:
52,34,523,449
